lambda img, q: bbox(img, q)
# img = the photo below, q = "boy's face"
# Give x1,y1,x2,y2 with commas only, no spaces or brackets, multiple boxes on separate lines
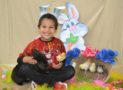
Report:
38,18,56,41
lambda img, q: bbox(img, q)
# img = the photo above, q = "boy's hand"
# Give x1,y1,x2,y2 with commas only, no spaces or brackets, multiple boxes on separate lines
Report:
23,56,37,64
52,62,63,69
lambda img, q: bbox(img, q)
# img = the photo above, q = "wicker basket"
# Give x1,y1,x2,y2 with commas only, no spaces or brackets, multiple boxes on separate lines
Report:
74,56,112,82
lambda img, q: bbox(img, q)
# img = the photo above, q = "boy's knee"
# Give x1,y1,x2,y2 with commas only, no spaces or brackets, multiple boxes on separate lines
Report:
65,65,75,77
19,64,31,73
11,64,31,85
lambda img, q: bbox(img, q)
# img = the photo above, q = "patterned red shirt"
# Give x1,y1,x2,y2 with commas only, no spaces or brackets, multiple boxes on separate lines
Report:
19,37,66,66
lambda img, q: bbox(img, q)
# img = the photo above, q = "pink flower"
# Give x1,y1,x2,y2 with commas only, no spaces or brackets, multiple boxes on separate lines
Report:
81,47,98,58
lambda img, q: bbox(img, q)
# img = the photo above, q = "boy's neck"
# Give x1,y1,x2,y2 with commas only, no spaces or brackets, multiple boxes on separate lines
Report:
40,37,54,42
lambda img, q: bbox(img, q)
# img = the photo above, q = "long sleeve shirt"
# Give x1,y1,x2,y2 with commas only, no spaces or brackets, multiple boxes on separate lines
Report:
17,37,66,67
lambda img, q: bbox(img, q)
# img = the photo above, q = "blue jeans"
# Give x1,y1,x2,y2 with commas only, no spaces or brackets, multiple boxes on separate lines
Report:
11,63,75,86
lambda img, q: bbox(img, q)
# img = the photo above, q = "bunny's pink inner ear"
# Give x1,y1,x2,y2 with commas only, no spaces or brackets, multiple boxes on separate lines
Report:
71,7,76,19
67,2,79,20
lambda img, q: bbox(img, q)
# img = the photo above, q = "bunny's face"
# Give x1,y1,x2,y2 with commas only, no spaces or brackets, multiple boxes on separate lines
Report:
62,19,78,31
62,19,78,35
62,19,88,37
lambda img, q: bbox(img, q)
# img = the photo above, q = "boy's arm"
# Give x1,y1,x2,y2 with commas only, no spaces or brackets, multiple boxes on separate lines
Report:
17,41,34,64
60,40,66,66
17,57,24,64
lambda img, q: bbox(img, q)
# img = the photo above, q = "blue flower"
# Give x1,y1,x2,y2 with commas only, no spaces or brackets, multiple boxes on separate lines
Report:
71,48,80,58
65,58,72,66
66,48,80,58
65,48,80,66
108,49,118,58
66,50,73,58
96,49,118,65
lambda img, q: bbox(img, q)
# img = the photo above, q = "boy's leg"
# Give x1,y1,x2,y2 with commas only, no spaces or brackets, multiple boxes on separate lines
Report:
13,64,51,85
11,65,30,85
49,65,75,86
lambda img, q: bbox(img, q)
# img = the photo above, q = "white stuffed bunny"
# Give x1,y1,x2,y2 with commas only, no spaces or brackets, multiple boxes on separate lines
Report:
58,2,88,51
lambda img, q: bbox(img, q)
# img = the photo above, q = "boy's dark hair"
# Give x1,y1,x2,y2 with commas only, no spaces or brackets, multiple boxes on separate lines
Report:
37,13,58,30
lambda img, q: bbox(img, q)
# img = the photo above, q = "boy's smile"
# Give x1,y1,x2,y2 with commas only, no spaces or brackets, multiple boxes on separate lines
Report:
38,18,56,41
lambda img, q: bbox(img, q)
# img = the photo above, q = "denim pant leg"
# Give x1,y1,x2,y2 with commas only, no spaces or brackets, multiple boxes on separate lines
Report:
49,65,75,86
14,64,51,85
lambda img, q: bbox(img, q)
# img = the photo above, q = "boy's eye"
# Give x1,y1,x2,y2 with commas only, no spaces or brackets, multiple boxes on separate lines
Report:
42,26,46,28
50,27,54,29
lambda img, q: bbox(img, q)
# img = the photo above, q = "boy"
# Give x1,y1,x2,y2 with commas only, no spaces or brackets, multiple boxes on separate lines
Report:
11,13,75,87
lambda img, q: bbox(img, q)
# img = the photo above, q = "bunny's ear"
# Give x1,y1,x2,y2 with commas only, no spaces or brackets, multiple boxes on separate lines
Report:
66,2,79,20
58,14,69,24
